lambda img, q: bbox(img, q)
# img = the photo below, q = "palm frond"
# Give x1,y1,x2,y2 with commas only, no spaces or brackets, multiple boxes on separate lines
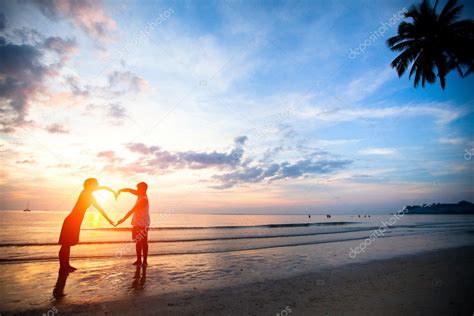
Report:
439,0,463,24
386,0,473,89
391,47,420,76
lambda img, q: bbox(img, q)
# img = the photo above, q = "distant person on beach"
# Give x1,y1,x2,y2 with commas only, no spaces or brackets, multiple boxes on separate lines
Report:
115,182,150,266
58,178,115,272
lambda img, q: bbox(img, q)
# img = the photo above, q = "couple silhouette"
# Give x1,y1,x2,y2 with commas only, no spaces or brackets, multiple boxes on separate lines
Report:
58,178,150,273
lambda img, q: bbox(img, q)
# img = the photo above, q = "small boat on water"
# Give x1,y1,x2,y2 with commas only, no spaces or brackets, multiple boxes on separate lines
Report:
23,201,31,212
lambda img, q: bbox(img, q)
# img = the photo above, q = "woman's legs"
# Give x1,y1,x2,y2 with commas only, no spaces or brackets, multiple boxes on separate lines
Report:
66,246,77,270
59,245,77,272
59,245,70,270
59,245,66,269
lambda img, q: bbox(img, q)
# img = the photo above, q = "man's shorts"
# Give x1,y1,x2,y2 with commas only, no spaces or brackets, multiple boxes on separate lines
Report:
132,226,148,242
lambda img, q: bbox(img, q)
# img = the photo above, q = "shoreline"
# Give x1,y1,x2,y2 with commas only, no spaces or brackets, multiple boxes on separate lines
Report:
10,245,474,315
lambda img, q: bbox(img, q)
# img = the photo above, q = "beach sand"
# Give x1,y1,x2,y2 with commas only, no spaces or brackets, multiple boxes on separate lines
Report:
7,245,474,315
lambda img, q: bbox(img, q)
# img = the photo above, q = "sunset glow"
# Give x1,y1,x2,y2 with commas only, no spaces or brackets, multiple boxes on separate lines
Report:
1,0,473,214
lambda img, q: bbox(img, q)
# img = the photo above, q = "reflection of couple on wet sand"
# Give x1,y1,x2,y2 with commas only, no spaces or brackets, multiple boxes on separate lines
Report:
58,178,150,273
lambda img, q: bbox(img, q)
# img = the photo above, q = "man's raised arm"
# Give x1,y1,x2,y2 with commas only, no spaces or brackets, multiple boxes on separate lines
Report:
117,188,138,198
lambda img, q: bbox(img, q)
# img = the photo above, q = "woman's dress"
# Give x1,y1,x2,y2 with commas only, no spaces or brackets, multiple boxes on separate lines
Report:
58,191,92,246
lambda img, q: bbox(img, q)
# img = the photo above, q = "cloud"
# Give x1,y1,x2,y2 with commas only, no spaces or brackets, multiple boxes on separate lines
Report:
107,103,127,118
0,32,77,132
97,150,115,158
359,148,398,156
96,150,123,163
67,70,148,98
123,137,246,171
29,0,116,41
107,136,351,189
65,76,90,97
100,136,250,176
126,143,161,155
42,36,77,62
0,13,5,31
345,68,394,102
212,157,352,189
234,135,248,146
261,146,284,162
212,166,267,189
298,104,465,125
179,150,241,169
16,159,36,164
103,103,128,125
46,123,69,134
438,137,463,145
107,71,148,95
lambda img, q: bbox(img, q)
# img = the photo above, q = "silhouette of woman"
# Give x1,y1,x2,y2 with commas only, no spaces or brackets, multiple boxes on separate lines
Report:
53,270,69,300
58,178,115,272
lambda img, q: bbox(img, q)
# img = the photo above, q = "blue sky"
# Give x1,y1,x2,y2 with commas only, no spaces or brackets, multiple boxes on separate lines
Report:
0,0,473,213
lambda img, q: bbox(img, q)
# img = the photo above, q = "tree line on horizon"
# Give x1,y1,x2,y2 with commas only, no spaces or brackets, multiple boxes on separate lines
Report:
404,200,474,214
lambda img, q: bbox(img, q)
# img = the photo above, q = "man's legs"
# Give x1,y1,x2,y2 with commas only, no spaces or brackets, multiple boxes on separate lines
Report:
134,241,142,265
133,226,143,265
142,238,148,266
141,227,148,266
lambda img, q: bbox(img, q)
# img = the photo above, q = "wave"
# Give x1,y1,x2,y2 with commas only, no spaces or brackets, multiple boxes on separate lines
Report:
0,234,398,264
2,221,471,248
0,228,467,264
0,227,376,248
82,221,357,231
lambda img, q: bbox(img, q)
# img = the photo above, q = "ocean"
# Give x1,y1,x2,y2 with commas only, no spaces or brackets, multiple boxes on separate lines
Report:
2,210,474,264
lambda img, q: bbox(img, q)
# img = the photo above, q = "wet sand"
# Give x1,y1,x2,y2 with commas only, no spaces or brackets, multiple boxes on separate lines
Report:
8,245,474,315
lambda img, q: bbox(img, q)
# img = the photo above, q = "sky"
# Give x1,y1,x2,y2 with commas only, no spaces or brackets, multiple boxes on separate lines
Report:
0,0,473,214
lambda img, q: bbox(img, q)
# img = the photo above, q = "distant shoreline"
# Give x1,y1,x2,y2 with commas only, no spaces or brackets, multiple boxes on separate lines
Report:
403,201,474,214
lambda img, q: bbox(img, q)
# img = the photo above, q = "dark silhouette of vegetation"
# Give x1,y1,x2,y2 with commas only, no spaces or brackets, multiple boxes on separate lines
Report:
403,200,474,214
387,0,473,89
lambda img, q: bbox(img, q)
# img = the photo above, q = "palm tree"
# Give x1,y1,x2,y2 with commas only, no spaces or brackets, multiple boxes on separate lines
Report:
387,0,473,89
